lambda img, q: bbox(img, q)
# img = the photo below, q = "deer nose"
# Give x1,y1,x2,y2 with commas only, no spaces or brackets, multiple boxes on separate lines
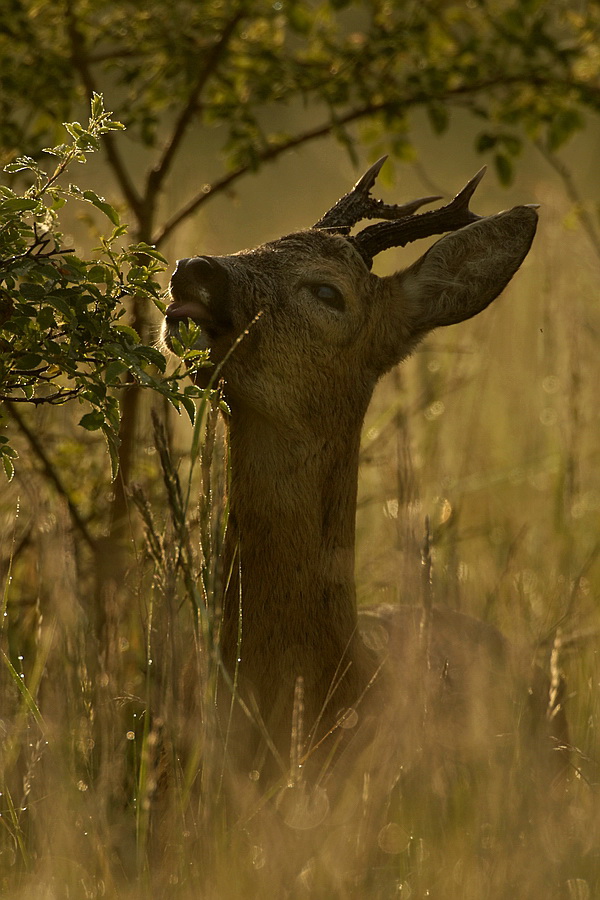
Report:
170,256,229,298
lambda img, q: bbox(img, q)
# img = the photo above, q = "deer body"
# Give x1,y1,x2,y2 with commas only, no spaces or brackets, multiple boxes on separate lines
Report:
162,162,560,783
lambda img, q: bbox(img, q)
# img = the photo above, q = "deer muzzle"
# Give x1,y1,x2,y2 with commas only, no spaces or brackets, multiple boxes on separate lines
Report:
166,256,231,331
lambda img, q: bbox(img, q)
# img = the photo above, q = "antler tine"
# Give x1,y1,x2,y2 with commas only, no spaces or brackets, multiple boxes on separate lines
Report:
353,166,488,266
353,155,388,194
314,155,441,232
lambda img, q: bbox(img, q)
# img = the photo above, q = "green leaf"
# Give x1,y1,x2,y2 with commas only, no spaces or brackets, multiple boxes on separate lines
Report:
547,109,584,152
37,307,56,330
46,295,73,319
129,242,167,264
102,424,120,480
64,121,84,140
0,197,38,214
104,224,129,243
136,345,167,371
500,134,522,156
180,393,196,424
2,453,15,482
427,104,449,136
87,264,110,283
82,381,107,403
19,282,47,300
82,190,120,226
494,153,513,187
104,360,128,382
126,266,149,283
113,323,141,343
3,157,38,175
476,133,497,153
79,410,105,431
90,92,105,119
15,354,42,370
104,395,120,430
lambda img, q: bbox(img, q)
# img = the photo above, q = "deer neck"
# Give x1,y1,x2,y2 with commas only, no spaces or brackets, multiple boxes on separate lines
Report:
221,401,375,748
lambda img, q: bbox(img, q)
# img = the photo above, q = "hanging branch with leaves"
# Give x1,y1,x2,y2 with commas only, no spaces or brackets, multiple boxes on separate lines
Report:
0,96,207,480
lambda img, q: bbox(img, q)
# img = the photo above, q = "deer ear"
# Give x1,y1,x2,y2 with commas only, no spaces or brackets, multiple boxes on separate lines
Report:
395,206,538,333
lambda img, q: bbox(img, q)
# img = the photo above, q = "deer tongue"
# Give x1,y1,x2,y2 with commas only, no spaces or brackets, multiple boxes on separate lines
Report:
165,298,211,324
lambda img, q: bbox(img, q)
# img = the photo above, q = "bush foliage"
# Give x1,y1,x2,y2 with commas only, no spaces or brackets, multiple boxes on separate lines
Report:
0,96,206,479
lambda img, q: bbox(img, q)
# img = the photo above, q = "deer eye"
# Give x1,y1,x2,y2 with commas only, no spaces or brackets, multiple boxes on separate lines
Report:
309,283,345,312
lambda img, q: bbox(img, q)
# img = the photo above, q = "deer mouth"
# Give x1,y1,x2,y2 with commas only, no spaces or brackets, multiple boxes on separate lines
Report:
164,255,234,352
163,294,214,355
165,292,215,330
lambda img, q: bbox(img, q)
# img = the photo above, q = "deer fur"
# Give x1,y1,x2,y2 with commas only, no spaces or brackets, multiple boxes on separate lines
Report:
162,165,564,789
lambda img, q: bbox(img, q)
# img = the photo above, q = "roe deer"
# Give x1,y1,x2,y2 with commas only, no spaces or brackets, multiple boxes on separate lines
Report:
162,159,566,791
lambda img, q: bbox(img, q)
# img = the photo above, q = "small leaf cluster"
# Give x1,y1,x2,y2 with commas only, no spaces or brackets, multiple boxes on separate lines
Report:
0,96,206,480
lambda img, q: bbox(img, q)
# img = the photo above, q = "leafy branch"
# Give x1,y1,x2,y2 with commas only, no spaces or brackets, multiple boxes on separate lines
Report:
0,96,207,481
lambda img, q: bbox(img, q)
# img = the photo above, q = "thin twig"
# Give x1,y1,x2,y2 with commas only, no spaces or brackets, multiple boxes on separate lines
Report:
154,117,341,245
4,404,96,552
146,11,245,198
535,140,600,262
0,388,83,405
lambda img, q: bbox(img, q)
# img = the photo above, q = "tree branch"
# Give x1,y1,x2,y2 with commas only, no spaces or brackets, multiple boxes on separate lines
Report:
153,116,339,246
64,0,143,219
153,71,596,247
146,11,244,199
0,389,82,405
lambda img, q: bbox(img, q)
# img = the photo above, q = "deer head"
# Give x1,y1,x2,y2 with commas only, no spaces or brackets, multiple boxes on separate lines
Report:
162,159,537,426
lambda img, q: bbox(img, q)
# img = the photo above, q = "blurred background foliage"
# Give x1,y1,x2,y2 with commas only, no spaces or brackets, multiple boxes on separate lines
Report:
1,0,599,896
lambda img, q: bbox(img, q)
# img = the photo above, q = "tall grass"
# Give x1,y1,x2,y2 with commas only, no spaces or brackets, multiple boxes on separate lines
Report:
1,187,599,898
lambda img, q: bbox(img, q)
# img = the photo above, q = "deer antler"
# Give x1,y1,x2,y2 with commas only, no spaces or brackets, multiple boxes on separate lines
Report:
314,156,441,232
352,167,487,266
